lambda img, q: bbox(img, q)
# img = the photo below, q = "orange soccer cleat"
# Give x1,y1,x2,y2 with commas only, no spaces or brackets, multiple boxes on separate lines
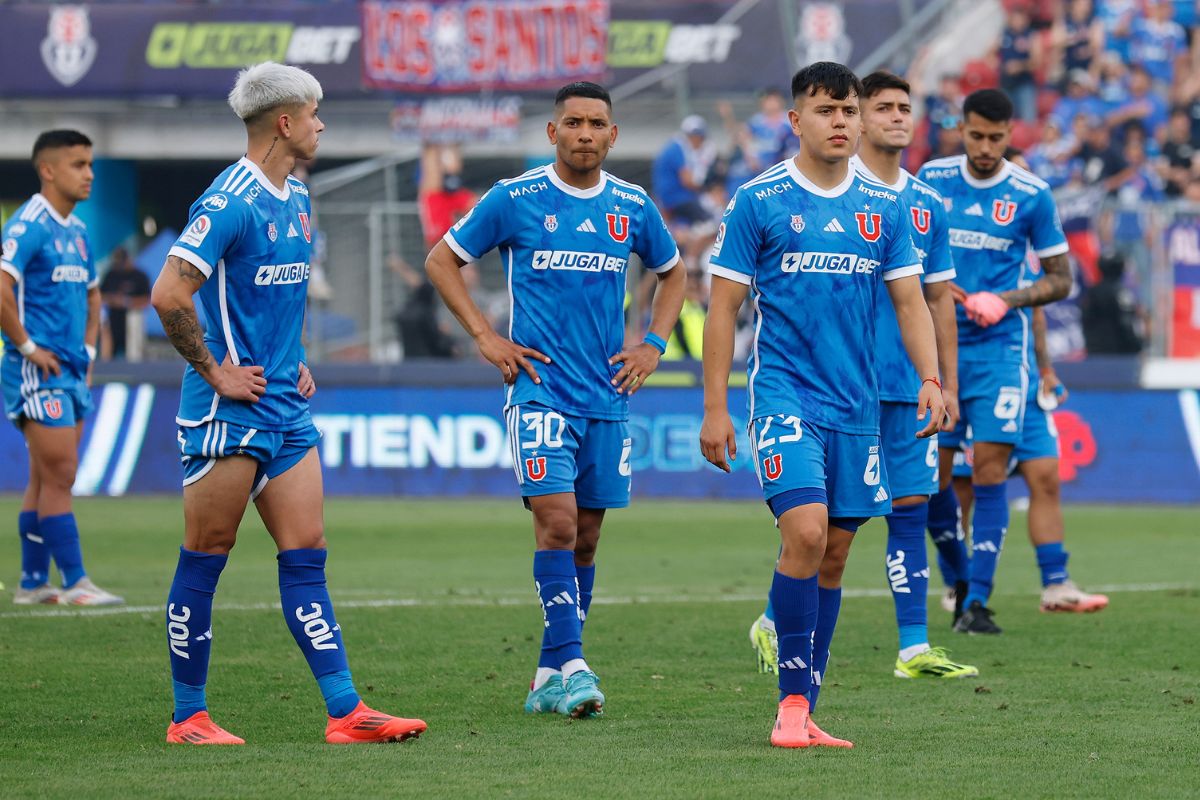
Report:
807,718,854,748
324,701,427,744
166,711,245,745
1040,580,1109,613
770,694,813,748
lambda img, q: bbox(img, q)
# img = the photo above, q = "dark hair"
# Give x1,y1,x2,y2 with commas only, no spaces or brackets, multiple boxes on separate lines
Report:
758,86,785,99
1003,145,1024,158
962,89,1013,123
555,81,611,110
860,70,910,99
32,129,92,163
791,62,862,102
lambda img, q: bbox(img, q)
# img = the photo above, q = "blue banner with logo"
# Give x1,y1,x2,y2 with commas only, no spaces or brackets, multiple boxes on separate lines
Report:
1,384,1198,503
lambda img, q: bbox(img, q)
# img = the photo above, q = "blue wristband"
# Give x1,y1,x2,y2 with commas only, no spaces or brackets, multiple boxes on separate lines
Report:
643,332,667,354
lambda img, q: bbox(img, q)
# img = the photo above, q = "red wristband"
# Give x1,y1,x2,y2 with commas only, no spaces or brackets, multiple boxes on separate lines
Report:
922,376,942,390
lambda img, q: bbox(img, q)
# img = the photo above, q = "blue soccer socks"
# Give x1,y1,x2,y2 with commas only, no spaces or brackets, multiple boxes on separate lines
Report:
39,512,86,588
887,502,931,653
167,547,227,724
18,510,49,590
278,548,360,719
1035,542,1070,587
533,550,585,671
807,585,842,712
770,571,818,699
965,483,1009,608
576,562,596,624
928,487,969,587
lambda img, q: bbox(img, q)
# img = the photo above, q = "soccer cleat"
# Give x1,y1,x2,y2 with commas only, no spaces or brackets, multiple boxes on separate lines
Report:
1040,580,1109,613
770,694,812,748
894,646,980,679
807,717,853,748
952,580,968,626
325,701,427,744
166,711,245,745
60,578,124,607
939,586,957,613
524,676,567,714
749,614,778,675
954,601,1002,635
562,669,604,718
13,583,61,605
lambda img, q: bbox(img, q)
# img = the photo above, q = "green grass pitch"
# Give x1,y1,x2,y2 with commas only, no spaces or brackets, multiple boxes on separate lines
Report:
1,498,1198,798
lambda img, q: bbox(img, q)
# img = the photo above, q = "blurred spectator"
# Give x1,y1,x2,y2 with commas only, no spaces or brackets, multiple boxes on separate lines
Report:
99,246,150,360
652,115,717,227
1096,0,1137,60
999,5,1040,121
1159,107,1196,196
1051,70,1105,129
718,88,795,193
1078,118,1125,185
1108,65,1168,143
1053,0,1104,85
924,73,964,153
1081,251,1144,352
418,143,476,250
1027,117,1077,188
662,270,708,360
1129,0,1188,88
389,254,457,359
1108,129,1164,296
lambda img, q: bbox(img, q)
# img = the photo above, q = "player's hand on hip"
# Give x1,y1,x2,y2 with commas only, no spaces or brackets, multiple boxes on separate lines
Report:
297,361,316,398
940,388,960,432
28,347,61,380
963,291,1009,327
476,330,549,385
609,342,660,396
699,411,738,473
213,353,267,403
915,381,946,439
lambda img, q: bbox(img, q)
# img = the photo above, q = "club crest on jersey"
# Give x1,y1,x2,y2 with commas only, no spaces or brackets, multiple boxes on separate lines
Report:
790,214,805,233
267,222,278,242
297,212,312,242
855,212,882,242
543,214,558,233
606,213,630,242
992,199,1017,225
763,454,783,481
910,207,931,234
42,396,63,420
525,457,548,481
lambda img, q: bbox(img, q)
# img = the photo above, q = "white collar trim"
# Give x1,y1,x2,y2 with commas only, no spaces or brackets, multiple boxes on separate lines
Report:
850,155,909,191
784,157,855,198
238,156,291,201
31,193,72,226
544,165,609,199
958,154,1011,189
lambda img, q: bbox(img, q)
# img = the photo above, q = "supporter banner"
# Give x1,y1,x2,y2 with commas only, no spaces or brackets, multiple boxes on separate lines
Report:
0,3,364,98
2,385,1198,504
360,0,608,92
1166,218,1200,357
390,96,524,143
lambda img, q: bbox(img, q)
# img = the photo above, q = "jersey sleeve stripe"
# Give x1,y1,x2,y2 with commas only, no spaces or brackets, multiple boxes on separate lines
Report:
0,261,21,281
87,278,100,289
922,268,957,283
708,263,752,285
443,231,477,263
1035,242,1069,258
882,264,923,281
645,249,681,273
167,246,215,278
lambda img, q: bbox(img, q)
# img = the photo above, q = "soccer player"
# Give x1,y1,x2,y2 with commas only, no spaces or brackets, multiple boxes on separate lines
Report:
918,89,1072,634
701,62,945,748
151,62,426,745
1,130,123,607
425,82,684,719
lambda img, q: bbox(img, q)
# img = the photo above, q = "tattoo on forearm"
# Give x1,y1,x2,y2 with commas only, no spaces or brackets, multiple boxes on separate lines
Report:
1001,253,1072,309
1032,308,1051,370
170,255,207,287
161,308,214,376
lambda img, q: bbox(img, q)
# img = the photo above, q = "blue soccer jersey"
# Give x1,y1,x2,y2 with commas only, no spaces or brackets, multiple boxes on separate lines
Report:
168,158,314,432
917,156,1067,365
851,156,956,404
709,159,922,435
444,165,679,421
1,193,97,373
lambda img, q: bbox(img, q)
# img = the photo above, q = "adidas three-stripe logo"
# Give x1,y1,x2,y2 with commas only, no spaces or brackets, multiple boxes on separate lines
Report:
576,219,597,232
545,591,575,607
823,218,845,232
779,657,808,670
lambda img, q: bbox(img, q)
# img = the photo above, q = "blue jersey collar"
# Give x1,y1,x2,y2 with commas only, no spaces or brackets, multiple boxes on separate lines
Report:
236,157,291,202
30,193,73,227
849,154,910,192
544,164,609,199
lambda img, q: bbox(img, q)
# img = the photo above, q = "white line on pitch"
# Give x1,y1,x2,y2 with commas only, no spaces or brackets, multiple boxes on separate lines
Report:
1,581,1194,620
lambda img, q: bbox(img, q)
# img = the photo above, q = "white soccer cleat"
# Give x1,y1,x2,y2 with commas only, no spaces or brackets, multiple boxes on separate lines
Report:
60,578,125,607
13,583,62,605
1040,580,1108,613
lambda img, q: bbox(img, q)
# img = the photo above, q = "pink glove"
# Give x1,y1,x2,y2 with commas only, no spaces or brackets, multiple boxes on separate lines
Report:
963,291,1009,327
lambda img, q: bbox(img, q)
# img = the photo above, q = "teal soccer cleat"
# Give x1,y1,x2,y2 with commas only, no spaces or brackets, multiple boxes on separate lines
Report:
563,670,604,718
524,675,567,714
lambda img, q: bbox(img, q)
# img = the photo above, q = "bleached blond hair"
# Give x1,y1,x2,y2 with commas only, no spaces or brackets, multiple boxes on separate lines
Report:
227,62,323,123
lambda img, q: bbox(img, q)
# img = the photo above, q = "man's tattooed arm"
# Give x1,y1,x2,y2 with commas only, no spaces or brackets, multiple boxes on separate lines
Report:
998,252,1072,309
157,255,216,378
